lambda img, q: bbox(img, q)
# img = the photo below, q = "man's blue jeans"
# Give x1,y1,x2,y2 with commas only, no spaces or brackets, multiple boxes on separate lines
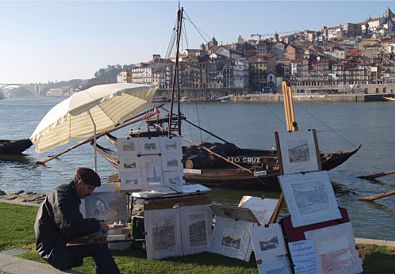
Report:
69,244,120,274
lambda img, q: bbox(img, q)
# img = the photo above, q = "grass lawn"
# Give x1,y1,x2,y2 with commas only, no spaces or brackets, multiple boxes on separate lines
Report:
1,202,394,273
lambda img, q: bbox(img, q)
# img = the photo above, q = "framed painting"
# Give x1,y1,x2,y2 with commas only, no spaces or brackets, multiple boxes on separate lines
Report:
278,171,341,227
144,207,182,259
210,216,253,261
275,129,320,175
180,205,213,255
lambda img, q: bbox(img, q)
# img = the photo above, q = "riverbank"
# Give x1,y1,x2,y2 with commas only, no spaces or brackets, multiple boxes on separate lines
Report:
1,200,395,273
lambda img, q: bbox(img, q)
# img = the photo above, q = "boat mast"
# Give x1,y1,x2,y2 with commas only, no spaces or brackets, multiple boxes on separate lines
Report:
168,5,184,136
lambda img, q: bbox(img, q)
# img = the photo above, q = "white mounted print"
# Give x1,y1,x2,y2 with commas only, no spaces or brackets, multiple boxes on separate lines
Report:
144,207,182,259
161,153,184,172
141,155,163,186
119,155,140,172
180,205,213,255
278,171,341,227
139,137,160,155
251,223,287,259
159,136,183,155
117,138,139,157
118,170,144,191
276,130,319,174
163,171,185,186
210,216,253,261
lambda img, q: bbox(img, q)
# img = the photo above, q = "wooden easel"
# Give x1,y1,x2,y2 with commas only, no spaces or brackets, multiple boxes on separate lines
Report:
269,81,322,224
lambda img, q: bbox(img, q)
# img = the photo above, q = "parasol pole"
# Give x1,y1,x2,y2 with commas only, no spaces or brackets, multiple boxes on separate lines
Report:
87,111,98,172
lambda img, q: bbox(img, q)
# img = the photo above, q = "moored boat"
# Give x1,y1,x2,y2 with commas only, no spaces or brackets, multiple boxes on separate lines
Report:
93,138,360,190
0,139,33,154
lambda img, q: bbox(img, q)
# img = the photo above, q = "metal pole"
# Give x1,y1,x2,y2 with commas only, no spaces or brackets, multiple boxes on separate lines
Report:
88,111,98,172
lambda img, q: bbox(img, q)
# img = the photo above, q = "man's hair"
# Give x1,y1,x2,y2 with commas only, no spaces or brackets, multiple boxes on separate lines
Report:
75,167,101,187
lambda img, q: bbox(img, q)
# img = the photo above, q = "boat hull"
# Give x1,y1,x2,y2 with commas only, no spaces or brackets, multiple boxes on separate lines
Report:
94,142,360,190
0,139,33,154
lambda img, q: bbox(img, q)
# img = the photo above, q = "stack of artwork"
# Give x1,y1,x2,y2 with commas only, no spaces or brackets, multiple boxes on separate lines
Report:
209,197,278,262
275,129,363,274
144,203,213,259
117,136,184,191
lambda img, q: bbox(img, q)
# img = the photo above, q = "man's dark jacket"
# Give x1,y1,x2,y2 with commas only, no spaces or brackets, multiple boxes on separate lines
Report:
34,181,100,270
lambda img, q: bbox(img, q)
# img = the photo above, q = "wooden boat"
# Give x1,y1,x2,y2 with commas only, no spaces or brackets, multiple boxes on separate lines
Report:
0,139,32,154
94,139,360,190
383,96,395,101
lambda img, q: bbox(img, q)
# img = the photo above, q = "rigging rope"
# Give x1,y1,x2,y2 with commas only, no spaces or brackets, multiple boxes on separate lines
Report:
297,105,357,147
184,11,211,43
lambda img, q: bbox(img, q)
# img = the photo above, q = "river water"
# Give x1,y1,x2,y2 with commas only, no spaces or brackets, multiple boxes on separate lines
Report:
0,97,394,240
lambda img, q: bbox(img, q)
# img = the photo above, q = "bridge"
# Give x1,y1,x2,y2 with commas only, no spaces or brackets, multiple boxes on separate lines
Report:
0,83,43,97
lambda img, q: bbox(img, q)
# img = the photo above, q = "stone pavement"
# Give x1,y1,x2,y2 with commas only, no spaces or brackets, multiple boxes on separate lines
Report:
0,253,81,274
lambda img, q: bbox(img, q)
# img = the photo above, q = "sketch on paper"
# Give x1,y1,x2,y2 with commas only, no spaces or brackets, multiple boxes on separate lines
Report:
259,236,279,251
291,180,330,215
141,156,163,185
84,192,127,223
144,208,182,259
121,157,139,170
188,213,208,247
139,137,160,155
160,137,182,154
278,171,340,227
221,230,242,249
152,216,176,250
161,154,183,172
117,138,139,157
119,170,144,190
287,139,310,163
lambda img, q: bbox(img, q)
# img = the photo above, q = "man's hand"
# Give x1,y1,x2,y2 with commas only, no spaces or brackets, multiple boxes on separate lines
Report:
100,222,116,233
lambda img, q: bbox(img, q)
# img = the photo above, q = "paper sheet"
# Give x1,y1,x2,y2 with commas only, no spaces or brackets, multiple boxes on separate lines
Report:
238,196,278,225
304,222,363,274
288,240,322,274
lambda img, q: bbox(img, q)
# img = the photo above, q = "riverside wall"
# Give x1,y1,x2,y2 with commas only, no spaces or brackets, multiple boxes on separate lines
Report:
232,94,367,103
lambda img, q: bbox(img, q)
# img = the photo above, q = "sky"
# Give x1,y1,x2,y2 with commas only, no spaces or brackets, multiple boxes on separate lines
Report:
0,0,394,84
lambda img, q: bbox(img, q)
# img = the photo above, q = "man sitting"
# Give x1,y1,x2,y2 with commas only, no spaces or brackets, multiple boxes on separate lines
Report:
34,167,120,274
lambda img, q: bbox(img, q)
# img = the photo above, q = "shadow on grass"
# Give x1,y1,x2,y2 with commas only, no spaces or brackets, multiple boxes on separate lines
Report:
362,253,395,273
112,246,257,269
